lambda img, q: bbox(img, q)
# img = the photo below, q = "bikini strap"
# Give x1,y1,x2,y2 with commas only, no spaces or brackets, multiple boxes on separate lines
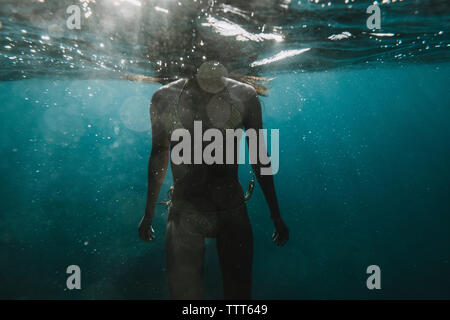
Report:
224,82,243,129
167,79,188,136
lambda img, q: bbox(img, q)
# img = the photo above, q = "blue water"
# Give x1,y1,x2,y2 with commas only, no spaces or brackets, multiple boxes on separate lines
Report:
1,0,450,299
1,63,449,299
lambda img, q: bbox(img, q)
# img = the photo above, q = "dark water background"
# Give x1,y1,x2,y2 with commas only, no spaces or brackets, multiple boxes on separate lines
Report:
0,0,450,299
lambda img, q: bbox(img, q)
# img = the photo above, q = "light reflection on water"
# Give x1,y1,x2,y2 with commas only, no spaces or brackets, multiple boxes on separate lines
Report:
0,0,448,81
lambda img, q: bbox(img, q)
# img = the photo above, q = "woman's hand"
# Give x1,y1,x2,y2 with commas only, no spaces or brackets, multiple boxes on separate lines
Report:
272,216,289,246
138,215,155,242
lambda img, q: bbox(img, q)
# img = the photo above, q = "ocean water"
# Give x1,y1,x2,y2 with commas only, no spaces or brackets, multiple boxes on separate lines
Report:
0,0,450,299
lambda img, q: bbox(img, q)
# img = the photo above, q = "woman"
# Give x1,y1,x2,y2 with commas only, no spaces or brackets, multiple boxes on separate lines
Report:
138,61,289,299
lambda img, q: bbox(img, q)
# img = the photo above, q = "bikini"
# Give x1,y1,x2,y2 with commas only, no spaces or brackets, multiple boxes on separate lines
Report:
164,79,253,299
165,78,248,233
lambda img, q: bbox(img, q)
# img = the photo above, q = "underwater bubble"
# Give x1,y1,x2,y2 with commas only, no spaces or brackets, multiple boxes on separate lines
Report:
206,94,235,129
196,61,228,94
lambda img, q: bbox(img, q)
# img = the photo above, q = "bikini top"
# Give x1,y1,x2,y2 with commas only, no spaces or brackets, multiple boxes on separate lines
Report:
166,78,243,138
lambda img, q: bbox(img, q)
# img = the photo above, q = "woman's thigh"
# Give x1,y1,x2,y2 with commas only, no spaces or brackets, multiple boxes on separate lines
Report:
165,215,206,299
216,205,253,299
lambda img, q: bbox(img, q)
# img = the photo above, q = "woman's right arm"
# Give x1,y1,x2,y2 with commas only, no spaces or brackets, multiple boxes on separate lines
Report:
139,89,170,242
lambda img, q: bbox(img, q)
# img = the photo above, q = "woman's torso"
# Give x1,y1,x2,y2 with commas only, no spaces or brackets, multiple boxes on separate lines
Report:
167,78,247,212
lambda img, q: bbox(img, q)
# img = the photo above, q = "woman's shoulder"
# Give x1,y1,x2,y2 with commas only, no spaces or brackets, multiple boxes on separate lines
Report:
225,77,257,98
150,78,186,113
154,78,186,97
